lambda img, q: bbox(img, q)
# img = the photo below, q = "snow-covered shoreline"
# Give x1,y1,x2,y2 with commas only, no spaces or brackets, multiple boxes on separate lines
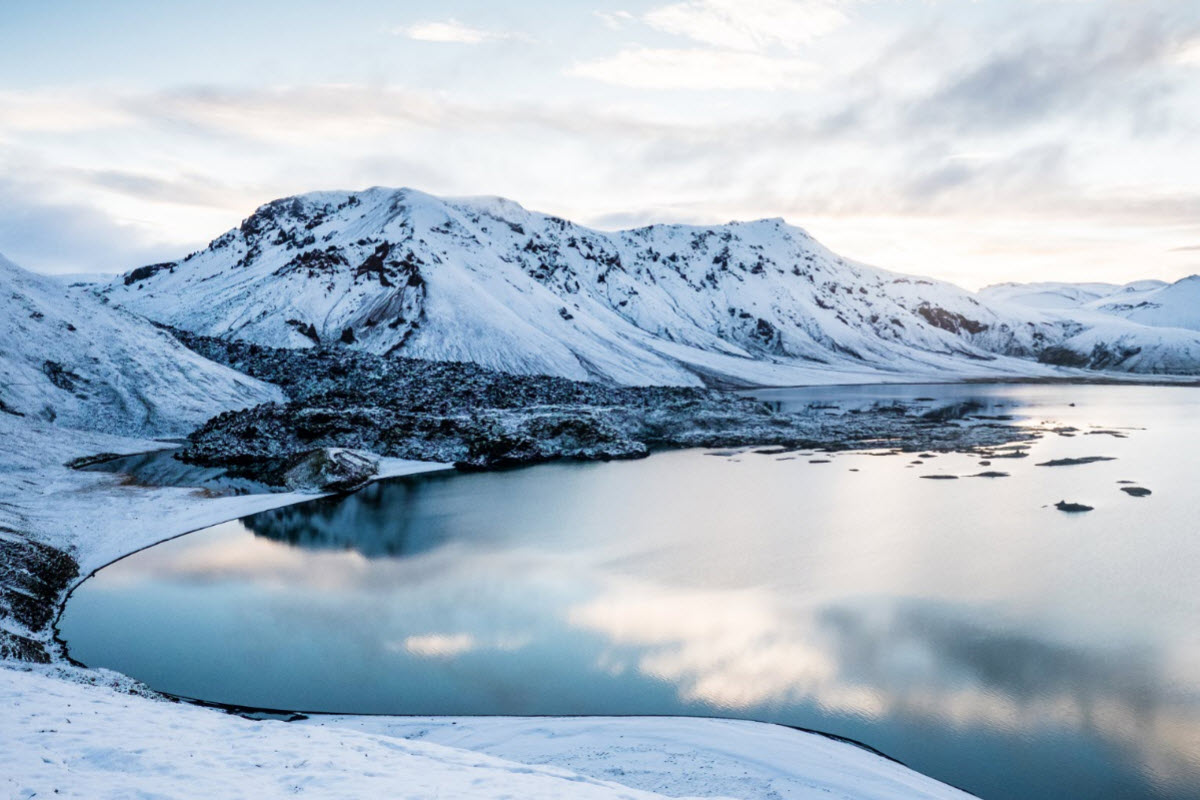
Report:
0,413,976,800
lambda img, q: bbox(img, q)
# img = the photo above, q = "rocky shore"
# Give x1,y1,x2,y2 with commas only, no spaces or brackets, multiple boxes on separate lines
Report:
173,330,1041,484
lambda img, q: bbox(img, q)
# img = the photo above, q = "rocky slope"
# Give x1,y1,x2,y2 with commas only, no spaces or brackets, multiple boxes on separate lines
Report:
102,187,1082,387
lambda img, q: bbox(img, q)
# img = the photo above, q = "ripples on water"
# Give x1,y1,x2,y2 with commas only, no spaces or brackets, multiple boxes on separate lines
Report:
60,384,1200,800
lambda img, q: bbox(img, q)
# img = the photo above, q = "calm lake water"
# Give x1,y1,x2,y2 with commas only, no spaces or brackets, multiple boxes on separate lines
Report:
60,383,1200,800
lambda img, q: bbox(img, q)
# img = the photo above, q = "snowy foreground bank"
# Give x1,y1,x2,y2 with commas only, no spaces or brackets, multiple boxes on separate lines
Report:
0,415,974,800
2,666,972,800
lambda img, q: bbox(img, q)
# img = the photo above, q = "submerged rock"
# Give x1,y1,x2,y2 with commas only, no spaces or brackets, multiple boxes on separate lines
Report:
983,449,1029,459
1036,456,1116,467
1055,500,1094,513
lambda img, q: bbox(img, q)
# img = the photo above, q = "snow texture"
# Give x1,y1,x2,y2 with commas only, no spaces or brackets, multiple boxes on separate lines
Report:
1,665,975,800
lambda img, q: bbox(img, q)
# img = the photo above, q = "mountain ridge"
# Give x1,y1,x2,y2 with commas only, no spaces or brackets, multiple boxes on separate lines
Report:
100,187,1200,385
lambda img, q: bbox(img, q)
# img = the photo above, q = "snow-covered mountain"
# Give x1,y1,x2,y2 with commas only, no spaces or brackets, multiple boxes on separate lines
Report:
977,276,1200,372
979,281,1167,311
0,253,282,436
1089,275,1200,332
102,187,1200,384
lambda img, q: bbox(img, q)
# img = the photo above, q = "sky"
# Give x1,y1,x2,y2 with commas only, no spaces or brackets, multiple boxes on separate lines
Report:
1,0,1199,289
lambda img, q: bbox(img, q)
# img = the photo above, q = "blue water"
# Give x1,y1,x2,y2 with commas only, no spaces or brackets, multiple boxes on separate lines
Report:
60,383,1200,800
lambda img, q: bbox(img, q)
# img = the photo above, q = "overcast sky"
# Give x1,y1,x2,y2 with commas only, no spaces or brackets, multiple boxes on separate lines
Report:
1,0,1198,288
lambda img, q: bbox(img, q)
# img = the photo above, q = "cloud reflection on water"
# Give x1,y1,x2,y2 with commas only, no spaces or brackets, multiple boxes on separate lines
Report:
569,579,1200,791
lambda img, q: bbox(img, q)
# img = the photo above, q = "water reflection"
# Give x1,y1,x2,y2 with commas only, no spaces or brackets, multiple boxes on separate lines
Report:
60,383,1200,800
242,475,462,557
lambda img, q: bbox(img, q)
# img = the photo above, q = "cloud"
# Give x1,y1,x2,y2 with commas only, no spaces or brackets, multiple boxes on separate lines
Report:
594,10,635,30
399,633,476,658
909,8,1196,133
3,1,1199,285
0,89,133,133
0,177,189,275
567,47,820,90
1172,36,1200,66
392,18,518,44
643,0,851,51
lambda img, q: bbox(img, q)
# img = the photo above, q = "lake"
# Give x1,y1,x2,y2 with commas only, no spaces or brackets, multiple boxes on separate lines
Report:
59,383,1200,800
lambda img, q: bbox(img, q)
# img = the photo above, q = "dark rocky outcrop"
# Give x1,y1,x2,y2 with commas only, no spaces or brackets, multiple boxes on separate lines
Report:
279,448,379,493
0,534,79,662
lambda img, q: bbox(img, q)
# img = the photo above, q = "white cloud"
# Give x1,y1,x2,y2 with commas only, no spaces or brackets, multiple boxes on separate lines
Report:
567,47,820,90
594,10,635,30
392,19,516,44
1173,37,1200,66
644,0,851,52
399,633,476,657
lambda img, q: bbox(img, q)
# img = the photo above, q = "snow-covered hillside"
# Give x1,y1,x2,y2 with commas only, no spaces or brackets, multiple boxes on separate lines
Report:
979,281,1165,310
1089,275,1200,331
102,188,1078,387
0,253,281,436
978,276,1200,372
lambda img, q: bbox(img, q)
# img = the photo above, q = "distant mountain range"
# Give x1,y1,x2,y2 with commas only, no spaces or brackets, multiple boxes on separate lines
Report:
95,187,1200,385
